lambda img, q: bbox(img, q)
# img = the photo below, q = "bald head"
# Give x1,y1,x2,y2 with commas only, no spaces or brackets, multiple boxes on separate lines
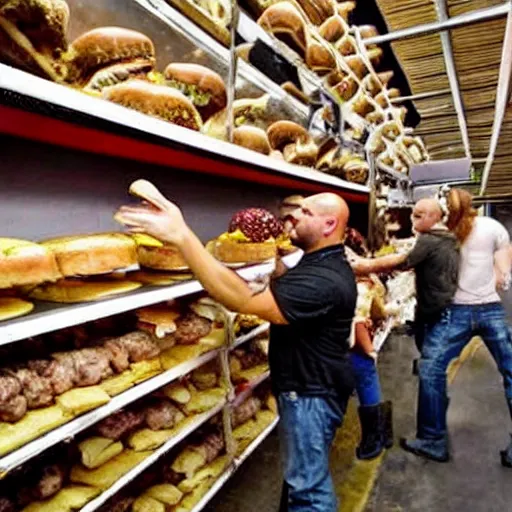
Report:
306,193,349,234
416,198,442,219
283,192,350,252
411,198,443,233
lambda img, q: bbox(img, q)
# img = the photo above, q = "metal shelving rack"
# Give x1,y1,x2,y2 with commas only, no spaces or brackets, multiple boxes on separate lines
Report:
2,0,507,509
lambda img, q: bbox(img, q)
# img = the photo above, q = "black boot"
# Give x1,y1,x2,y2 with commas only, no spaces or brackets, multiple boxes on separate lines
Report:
357,405,384,460
380,401,394,449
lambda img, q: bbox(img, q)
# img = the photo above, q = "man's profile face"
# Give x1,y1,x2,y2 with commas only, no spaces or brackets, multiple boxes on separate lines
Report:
282,200,324,250
411,200,440,233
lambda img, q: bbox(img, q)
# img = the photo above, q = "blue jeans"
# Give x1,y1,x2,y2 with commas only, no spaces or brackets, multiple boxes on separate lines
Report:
350,352,382,406
417,303,512,440
278,392,343,512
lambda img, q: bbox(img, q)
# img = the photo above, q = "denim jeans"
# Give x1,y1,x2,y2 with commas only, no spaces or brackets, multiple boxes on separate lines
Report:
278,392,343,512
350,352,382,406
417,303,512,440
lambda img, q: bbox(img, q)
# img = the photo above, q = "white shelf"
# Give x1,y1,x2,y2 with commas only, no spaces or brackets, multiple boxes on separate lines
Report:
80,400,226,512
232,323,270,349
0,261,275,345
0,348,222,476
190,417,279,512
0,65,369,195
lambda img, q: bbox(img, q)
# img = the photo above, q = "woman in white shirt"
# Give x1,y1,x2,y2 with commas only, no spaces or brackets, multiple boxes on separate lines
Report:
401,189,512,467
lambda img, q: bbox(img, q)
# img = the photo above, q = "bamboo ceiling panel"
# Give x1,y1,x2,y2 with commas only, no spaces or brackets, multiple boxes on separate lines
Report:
377,0,508,174
375,0,438,30
414,93,457,116
391,34,450,94
447,0,508,17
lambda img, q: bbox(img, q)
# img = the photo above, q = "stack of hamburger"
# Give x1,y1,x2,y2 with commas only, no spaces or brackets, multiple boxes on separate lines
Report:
0,296,227,458
119,418,228,512
135,298,228,369
0,233,143,321
208,206,295,265
230,384,277,456
0,0,376,183
253,0,430,175
229,337,269,389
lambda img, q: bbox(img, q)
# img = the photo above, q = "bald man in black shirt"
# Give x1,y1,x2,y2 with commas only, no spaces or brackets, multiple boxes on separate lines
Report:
116,183,358,512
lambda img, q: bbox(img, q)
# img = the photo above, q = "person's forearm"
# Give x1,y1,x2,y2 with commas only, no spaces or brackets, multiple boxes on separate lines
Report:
495,246,512,275
176,228,256,312
494,246,512,289
360,253,407,274
354,322,374,355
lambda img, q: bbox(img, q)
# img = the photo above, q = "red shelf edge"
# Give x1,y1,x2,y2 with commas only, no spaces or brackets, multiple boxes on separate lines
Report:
0,106,368,203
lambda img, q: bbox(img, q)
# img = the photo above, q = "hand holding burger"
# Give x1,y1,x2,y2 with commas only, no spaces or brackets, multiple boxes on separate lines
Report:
115,180,287,325
115,180,189,247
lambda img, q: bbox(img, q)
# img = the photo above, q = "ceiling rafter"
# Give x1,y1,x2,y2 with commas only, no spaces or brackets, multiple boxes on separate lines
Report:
364,3,509,45
480,3,512,194
435,0,471,160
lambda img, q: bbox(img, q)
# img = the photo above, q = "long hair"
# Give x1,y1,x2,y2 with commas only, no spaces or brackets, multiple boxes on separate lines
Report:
446,188,477,244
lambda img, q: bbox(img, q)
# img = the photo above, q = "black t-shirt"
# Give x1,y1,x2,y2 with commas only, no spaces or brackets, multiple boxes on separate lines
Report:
269,244,357,405
400,230,459,320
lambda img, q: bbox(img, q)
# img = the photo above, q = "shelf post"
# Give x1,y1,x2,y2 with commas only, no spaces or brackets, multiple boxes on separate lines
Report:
366,152,378,253
226,0,239,143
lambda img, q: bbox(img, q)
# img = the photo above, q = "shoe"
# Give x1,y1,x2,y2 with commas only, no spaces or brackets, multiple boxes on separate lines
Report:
357,405,384,460
380,401,393,449
400,437,449,463
500,434,512,468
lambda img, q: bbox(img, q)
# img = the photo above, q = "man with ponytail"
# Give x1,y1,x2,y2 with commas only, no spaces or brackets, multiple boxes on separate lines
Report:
401,188,512,467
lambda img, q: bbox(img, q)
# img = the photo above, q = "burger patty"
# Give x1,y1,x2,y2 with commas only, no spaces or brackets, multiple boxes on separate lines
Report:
95,409,145,440
173,312,212,345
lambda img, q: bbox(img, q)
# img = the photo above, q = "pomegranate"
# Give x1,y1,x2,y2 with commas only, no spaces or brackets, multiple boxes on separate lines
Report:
228,208,283,242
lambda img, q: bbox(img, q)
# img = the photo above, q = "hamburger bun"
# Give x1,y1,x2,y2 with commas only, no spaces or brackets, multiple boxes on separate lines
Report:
28,278,141,303
283,139,318,166
267,120,310,151
136,304,181,338
337,1,356,21
294,0,334,25
202,95,270,140
343,158,369,184
83,60,154,93
319,16,347,42
0,238,61,289
0,0,69,81
257,2,308,56
42,233,137,277
0,297,34,321
359,25,379,40
130,270,194,286
137,244,188,271
164,63,227,121
233,126,271,155
213,238,277,263
316,146,352,174
65,27,155,84
104,80,203,131
305,39,336,74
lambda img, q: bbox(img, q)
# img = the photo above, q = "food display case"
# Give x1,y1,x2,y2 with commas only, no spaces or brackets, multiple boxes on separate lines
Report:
0,0,427,509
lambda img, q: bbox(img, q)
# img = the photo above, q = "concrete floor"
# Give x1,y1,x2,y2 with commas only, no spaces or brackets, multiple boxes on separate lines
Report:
204,330,512,512
366,335,512,512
